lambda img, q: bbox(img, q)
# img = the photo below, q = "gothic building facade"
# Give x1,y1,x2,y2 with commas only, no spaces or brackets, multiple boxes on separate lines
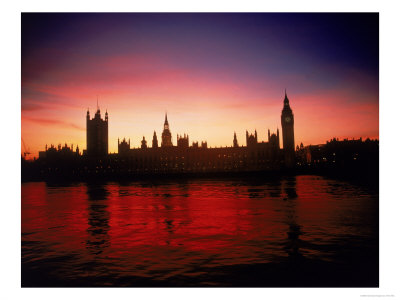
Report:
113,92,295,173
37,92,295,176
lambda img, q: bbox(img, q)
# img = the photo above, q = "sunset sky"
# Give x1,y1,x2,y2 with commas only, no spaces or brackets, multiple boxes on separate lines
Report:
21,13,379,158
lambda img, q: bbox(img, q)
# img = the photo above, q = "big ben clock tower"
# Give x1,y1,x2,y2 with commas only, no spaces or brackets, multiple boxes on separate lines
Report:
281,90,295,167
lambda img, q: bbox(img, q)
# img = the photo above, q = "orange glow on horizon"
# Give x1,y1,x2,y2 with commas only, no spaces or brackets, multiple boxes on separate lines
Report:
21,88,379,159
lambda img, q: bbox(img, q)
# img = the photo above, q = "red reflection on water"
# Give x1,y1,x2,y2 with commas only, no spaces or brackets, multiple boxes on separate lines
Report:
21,176,378,283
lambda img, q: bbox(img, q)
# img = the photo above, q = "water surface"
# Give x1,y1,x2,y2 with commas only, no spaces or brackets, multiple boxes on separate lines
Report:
21,175,378,287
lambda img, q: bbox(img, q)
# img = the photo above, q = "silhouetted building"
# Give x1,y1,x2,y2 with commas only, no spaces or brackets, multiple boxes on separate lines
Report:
296,138,379,170
281,90,295,167
233,132,239,147
141,136,147,149
268,129,280,152
114,112,284,174
161,113,173,147
152,131,158,148
86,105,108,157
177,134,189,148
34,91,301,178
118,138,130,156
38,143,80,160
295,142,307,163
246,130,258,148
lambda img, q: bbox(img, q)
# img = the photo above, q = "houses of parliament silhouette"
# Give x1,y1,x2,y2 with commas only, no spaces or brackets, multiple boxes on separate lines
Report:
37,92,296,176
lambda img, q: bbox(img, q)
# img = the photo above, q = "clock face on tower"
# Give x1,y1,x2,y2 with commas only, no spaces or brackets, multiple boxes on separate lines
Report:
285,116,291,123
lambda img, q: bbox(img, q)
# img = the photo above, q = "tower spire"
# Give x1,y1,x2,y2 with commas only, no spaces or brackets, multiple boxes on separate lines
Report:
233,131,238,147
161,112,172,147
284,89,290,106
164,112,170,127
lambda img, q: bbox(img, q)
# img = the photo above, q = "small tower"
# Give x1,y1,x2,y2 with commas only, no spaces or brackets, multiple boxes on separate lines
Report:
177,134,189,148
141,136,147,149
152,131,158,148
118,137,130,155
164,113,169,130
233,132,238,147
246,130,258,147
277,128,280,149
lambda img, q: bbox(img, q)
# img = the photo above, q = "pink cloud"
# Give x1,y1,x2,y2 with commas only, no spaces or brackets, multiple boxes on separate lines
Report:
23,116,85,131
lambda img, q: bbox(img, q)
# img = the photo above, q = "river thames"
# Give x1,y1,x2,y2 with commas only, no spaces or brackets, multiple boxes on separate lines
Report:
21,175,378,287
